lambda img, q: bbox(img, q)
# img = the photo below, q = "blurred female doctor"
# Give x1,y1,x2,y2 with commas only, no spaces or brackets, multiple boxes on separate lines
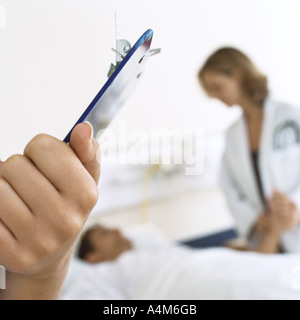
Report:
199,48,300,254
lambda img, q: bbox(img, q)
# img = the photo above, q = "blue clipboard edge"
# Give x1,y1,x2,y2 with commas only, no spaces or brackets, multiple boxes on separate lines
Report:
63,29,154,143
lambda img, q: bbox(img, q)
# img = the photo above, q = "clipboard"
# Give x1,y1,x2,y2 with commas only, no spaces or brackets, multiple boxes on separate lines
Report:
64,28,160,143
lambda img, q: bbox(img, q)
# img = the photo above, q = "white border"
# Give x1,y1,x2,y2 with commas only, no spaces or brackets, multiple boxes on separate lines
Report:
0,265,5,290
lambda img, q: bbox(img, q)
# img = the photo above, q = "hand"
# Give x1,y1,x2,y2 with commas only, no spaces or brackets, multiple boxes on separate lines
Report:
255,212,270,234
0,123,100,298
268,191,300,231
256,212,297,235
254,212,283,254
269,190,298,216
256,191,300,235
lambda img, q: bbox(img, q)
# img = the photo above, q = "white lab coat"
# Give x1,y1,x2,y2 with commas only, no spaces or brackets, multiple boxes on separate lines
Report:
221,98,300,252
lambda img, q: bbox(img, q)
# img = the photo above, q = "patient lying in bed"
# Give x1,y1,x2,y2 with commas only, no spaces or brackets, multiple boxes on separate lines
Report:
61,225,300,300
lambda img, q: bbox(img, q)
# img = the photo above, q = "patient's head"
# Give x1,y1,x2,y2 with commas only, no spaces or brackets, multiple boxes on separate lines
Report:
77,225,133,263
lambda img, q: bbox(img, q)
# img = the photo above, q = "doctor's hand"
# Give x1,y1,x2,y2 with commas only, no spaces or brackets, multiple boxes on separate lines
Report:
0,123,100,300
269,191,300,231
256,211,299,235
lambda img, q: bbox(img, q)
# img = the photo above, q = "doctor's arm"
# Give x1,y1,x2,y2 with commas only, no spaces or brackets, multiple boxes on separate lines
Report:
0,123,100,300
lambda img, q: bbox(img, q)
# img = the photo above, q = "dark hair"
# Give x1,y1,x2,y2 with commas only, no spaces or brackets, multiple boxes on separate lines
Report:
77,227,97,260
198,47,269,105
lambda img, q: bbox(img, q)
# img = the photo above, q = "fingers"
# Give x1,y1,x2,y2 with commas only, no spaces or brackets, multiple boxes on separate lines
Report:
247,191,298,234
0,127,101,277
0,218,20,269
270,190,284,206
0,178,33,239
291,206,300,224
269,190,293,216
268,198,300,231
271,190,286,201
1,155,60,215
23,133,97,201
69,123,101,184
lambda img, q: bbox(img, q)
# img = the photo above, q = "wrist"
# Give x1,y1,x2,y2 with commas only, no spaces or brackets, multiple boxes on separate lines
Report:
2,252,72,300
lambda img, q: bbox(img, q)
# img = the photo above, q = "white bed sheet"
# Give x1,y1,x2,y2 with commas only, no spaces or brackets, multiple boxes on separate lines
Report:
61,227,300,300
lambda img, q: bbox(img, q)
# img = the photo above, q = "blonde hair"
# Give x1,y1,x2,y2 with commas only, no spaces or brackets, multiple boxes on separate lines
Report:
198,47,269,105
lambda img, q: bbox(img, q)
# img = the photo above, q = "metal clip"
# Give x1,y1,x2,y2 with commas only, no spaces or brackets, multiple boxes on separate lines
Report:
108,14,161,78
107,14,132,77
149,48,161,57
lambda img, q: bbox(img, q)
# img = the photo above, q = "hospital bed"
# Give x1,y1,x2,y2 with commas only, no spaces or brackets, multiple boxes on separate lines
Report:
61,225,300,300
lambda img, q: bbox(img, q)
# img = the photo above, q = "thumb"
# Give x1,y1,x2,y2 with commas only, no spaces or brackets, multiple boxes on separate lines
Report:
69,122,101,184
